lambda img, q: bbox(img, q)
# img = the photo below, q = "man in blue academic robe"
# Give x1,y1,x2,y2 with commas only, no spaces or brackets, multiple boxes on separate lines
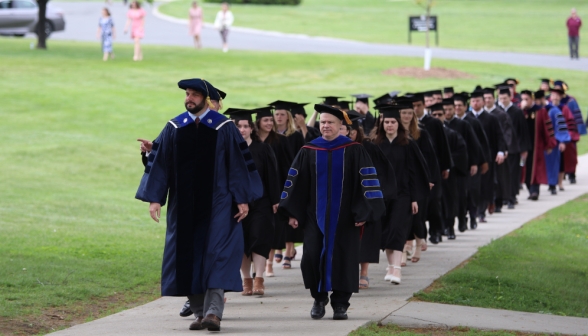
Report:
136,78,262,331
279,104,385,321
543,88,571,194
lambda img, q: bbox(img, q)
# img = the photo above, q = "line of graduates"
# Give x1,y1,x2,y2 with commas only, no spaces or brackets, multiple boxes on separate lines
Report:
135,77,584,331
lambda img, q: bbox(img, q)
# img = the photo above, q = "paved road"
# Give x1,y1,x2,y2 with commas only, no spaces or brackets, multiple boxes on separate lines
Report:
49,155,588,335
45,1,588,72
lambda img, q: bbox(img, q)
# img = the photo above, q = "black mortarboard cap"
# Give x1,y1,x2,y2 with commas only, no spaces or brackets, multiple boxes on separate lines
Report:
319,96,344,106
217,89,227,100
351,93,373,104
291,103,309,117
534,90,545,99
432,89,443,96
406,92,424,103
442,98,454,106
338,100,353,111
202,80,224,101
474,85,483,91
430,103,444,112
520,90,533,97
550,87,565,95
178,78,213,98
504,78,520,85
443,87,454,94
470,90,485,98
253,106,274,119
378,104,411,119
224,108,253,122
373,92,398,106
268,100,298,111
423,90,435,97
495,82,513,88
453,94,469,103
540,78,552,85
498,87,511,95
553,80,568,91
483,87,496,95
314,104,352,125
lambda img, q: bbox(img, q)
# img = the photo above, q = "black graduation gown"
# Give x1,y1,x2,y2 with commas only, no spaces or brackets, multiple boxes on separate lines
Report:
358,111,376,135
301,126,321,143
441,127,468,223
243,141,281,258
283,131,306,243
265,133,293,250
279,135,386,294
410,129,438,239
359,140,397,263
136,111,263,296
469,111,507,204
488,107,514,201
504,104,532,199
419,114,454,173
378,138,430,251
462,114,491,214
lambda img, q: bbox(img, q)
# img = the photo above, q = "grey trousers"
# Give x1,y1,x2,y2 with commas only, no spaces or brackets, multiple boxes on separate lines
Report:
569,36,579,58
188,288,225,319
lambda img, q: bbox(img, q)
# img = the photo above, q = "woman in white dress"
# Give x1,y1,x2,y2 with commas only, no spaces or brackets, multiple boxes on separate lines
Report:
214,2,234,52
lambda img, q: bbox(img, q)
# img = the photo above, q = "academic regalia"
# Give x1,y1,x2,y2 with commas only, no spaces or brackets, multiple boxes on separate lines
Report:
265,133,294,250
441,127,468,230
279,135,386,294
378,137,430,252
243,141,281,259
469,110,507,208
462,113,491,220
282,131,306,243
560,104,580,174
503,104,531,201
359,139,397,263
562,94,587,135
446,117,481,227
545,104,571,186
411,129,438,240
523,105,557,188
487,106,514,205
359,111,376,135
136,110,263,296
301,126,321,143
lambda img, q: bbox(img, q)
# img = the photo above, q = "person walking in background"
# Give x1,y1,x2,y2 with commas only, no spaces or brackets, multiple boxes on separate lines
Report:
567,8,582,59
189,1,203,49
124,1,145,61
214,2,234,52
97,8,115,61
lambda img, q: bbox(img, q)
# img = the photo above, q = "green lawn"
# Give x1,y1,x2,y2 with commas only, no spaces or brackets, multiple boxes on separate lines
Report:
415,194,588,318
0,38,587,334
160,0,588,55
350,323,547,336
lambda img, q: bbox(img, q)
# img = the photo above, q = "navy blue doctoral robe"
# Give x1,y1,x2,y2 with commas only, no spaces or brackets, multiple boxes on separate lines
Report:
279,135,386,293
136,110,263,296
544,105,571,186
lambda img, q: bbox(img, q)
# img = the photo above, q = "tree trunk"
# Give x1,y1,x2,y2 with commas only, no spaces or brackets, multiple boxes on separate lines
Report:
36,0,49,49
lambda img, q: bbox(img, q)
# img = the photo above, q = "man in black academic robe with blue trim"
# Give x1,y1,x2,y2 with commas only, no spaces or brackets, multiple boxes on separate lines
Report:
136,78,263,332
279,104,385,321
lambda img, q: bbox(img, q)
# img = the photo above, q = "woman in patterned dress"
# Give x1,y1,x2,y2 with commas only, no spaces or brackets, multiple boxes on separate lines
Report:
97,8,115,61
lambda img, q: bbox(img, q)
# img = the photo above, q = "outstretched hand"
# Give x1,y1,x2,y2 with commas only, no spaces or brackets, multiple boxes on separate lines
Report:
137,138,153,152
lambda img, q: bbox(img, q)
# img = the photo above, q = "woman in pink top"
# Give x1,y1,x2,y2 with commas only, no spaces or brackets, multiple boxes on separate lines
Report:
124,1,146,61
189,1,203,49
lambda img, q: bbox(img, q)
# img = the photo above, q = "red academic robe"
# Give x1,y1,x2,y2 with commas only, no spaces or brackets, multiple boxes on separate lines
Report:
527,106,557,185
561,105,580,174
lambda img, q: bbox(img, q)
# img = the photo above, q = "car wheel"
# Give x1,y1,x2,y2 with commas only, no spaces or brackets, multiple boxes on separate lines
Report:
36,21,53,38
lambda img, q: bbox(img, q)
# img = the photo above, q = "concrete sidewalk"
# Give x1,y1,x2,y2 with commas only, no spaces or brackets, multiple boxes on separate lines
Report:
49,154,588,336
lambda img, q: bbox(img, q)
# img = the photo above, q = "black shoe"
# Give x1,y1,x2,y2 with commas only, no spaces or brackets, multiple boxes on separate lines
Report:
507,202,515,209
333,305,348,320
458,218,467,233
442,228,449,236
447,227,456,240
180,300,193,317
529,193,539,201
570,177,577,184
429,234,440,245
311,298,329,319
494,207,502,213
550,189,557,195
470,218,478,230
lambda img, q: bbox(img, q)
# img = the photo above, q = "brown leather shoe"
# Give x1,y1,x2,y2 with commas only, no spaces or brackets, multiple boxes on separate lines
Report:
242,278,253,296
201,314,221,331
189,316,204,330
253,277,265,295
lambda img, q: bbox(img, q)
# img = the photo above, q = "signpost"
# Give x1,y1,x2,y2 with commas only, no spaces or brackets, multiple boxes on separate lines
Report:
408,15,438,46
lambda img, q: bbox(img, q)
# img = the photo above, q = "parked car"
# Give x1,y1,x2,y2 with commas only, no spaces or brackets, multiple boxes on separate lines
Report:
0,0,65,38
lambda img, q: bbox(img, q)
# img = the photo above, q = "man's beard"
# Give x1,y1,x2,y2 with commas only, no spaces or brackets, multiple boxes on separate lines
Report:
185,100,206,114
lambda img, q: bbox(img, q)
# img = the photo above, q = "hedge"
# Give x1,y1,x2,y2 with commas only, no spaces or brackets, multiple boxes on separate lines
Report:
204,0,301,5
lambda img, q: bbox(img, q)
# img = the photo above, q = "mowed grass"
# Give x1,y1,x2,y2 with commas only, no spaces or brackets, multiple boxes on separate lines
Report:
160,0,588,55
0,38,587,333
350,323,548,336
415,194,588,318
